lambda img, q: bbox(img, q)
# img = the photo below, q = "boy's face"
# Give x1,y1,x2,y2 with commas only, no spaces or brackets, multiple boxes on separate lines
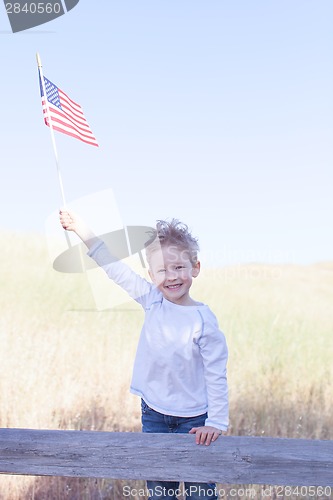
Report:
148,245,200,306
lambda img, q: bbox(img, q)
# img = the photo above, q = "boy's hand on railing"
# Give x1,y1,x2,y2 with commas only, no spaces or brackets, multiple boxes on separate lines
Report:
189,426,226,446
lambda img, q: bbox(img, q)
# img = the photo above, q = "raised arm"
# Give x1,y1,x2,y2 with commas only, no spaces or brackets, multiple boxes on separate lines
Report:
59,209,99,250
59,208,153,305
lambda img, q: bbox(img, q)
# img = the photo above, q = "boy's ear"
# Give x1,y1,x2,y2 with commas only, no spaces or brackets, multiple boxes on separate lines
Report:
192,261,201,278
148,269,154,282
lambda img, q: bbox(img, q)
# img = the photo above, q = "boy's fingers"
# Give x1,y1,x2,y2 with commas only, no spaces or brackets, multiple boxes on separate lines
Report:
206,433,218,446
201,433,210,445
211,430,221,442
189,427,223,446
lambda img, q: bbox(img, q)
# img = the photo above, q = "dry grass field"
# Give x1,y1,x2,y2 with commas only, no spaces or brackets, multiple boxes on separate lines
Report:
0,232,332,499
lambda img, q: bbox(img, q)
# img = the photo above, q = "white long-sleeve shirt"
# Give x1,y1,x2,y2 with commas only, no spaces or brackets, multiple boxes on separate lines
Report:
88,241,229,431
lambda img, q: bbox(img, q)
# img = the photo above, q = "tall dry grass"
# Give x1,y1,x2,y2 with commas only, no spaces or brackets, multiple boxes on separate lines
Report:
0,232,332,499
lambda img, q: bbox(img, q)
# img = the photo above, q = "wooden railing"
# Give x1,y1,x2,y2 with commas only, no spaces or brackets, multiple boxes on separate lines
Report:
0,428,332,486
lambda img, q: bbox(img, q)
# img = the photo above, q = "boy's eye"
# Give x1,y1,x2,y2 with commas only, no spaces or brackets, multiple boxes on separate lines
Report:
176,265,185,270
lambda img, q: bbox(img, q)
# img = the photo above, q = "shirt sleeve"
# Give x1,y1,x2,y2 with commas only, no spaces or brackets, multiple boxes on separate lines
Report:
87,240,153,307
198,315,229,431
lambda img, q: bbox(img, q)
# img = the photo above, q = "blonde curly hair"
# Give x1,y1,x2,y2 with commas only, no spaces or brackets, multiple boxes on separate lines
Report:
145,219,199,266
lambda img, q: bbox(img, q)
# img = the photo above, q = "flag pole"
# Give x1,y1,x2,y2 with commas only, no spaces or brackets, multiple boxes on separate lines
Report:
36,52,67,208
37,52,74,252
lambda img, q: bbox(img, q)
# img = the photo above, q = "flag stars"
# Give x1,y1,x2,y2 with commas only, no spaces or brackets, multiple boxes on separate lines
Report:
45,78,61,109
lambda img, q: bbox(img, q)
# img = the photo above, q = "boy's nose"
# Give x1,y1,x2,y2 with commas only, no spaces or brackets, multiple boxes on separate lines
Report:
165,269,177,280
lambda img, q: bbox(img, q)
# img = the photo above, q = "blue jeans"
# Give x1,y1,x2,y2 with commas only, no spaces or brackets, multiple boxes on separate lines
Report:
141,399,218,500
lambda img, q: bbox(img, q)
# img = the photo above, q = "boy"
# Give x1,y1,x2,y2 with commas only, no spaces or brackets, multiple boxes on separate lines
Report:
60,210,229,500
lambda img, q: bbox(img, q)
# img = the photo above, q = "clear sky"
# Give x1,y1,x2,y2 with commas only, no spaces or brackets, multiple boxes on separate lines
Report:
1,0,332,267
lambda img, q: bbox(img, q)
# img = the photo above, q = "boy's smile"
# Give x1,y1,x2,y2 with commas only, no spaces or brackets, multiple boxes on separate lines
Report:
148,245,200,306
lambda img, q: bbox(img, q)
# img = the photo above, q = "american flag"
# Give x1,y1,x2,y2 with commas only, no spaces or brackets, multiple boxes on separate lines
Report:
39,71,98,147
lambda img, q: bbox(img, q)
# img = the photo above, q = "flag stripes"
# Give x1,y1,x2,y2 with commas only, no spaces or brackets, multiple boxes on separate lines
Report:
39,72,98,147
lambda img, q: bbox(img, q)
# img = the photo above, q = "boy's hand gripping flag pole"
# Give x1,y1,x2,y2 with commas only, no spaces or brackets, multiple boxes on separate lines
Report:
36,52,67,208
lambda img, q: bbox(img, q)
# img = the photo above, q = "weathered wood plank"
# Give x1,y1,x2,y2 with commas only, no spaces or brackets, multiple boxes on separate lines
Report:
0,429,332,486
